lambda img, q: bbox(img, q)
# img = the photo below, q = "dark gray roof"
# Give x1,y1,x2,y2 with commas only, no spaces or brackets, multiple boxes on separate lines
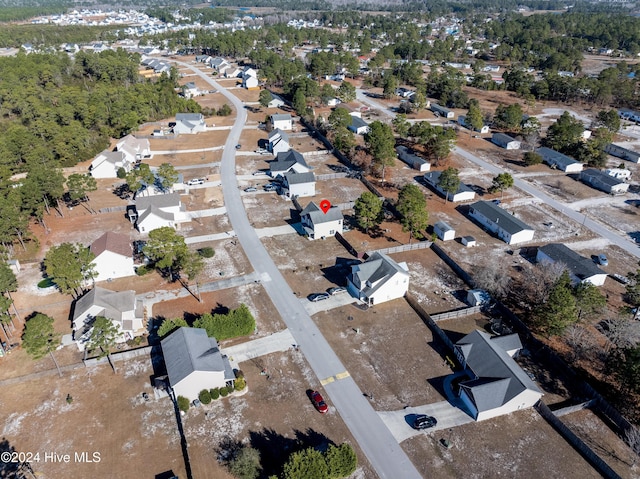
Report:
161,327,233,387
175,113,204,123
395,146,429,169
136,204,175,225
269,150,309,173
300,201,343,224
73,287,135,322
352,252,409,297
135,193,180,212
456,330,540,413
268,128,289,143
424,171,474,195
284,171,315,185
492,132,516,144
536,147,580,168
349,116,369,129
431,103,451,114
271,113,292,122
434,221,454,232
538,243,606,281
469,201,533,235
581,169,624,187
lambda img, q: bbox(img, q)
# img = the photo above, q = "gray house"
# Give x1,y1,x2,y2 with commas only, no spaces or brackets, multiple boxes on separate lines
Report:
283,171,316,198
269,150,310,177
161,327,235,401
491,133,520,150
580,169,629,195
604,143,640,163
348,116,370,135
536,243,607,286
536,147,583,173
395,146,430,172
300,202,343,240
468,201,534,245
430,103,454,119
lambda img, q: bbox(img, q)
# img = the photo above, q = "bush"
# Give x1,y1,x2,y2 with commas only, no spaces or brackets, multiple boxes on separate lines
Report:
210,388,220,400
37,278,55,289
217,103,232,116
219,386,229,397
326,443,357,478
116,167,127,179
199,389,212,405
228,447,261,479
234,376,246,391
157,318,188,338
193,304,256,341
198,247,215,258
177,396,190,413
523,151,543,166
135,265,151,276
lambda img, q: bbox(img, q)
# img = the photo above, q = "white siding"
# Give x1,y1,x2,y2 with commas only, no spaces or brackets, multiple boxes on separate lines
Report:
92,251,135,282
173,370,226,401
309,219,342,240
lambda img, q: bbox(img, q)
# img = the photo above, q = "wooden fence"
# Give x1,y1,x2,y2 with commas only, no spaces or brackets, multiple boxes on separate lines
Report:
430,306,482,321
316,172,349,180
366,241,432,256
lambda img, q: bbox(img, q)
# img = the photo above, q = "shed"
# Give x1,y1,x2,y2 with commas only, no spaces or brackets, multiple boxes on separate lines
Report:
461,236,476,247
434,221,456,241
467,289,491,306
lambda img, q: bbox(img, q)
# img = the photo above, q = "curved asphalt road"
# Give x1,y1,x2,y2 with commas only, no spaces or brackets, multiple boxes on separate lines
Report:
176,62,422,479
356,88,640,259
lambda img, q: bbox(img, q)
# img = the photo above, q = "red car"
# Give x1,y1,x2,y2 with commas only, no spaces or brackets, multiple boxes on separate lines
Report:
311,390,328,413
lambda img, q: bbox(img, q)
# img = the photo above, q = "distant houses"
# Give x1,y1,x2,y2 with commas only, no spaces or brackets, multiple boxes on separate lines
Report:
173,113,206,134
423,171,476,202
395,146,430,172
346,252,409,306
536,147,583,173
300,201,344,240
491,133,520,150
536,243,607,286
580,169,629,195
605,143,640,163
242,67,259,89
468,201,534,245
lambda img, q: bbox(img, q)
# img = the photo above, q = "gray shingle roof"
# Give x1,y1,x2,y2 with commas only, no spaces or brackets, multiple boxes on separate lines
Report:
271,113,292,122
176,113,204,123
536,147,580,169
284,171,315,185
269,150,309,173
352,252,409,298
424,171,474,195
300,201,343,224
349,116,369,129
456,330,540,413
492,133,516,144
268,128,289,143
73,287,135,322
161,328,235,388
581,169,624,187
135,193,180,212
469,201,533,235
537,243,605,281
395,146,429,169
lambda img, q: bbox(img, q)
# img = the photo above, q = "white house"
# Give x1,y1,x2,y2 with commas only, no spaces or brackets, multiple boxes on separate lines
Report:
580,169,629,195
434,221,455,241
300,202,343,240
134,193,183,233
72,287,144,350
605,143,640,163
605,168,631,180
242,72,259,89
283,171,316,198
423,171,476,202
269,150,310,177
224,67,242,78
536,147,583,173
116,135,151,163
458,115,490,134
242,66,257,78
161,327,235,402
90,232,135,282
468,201,535,245
536,243,607,286
395,146,430,172
173,113,206,134
270,113,293,131
347,252,409,306
267,128,290,155
491,133,520,150
182,81,199,98
208,57,229,71
327,98,341,107
348,116,370,135
267,94,285,108
454,330,543,421
90,151,130,179
430,103,455,119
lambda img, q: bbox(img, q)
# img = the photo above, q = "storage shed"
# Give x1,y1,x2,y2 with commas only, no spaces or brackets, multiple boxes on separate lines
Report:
434,221,456,241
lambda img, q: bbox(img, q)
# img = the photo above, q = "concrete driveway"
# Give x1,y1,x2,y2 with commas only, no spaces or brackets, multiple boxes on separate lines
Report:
301,292,360,315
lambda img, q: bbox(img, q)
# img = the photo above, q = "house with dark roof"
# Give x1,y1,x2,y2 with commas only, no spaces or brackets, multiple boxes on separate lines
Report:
395,146,430,172
270,113,293,131
605,143,640,163
267,128,290,155
300,202,343,240
424,171,476,202
491,133,520,150
161,327,235,401
536,147,583,173
580,169,629,195
268,150,310,177
134,193,184,233
283,171,316,198
90,232,134,282
454,330,542,421
430,103,454,119
458,115,489,134
208,57,229,71
173,113,206,134
348,116,370,135
347,252,409,305
536,243,607,286
72,287,144,349
468,201,534,245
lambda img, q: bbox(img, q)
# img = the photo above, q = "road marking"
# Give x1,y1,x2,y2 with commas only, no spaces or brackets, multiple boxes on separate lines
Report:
320,376,335,386
335,371,350,380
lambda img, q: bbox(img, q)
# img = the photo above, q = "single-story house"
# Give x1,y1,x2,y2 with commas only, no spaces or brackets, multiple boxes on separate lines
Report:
423,171,476,202
134,193,183,233
267,94,285,108
605,168,631,180
434,221,455,241
267,128,290,155
491,133,520,150
173,113,206,134
300,201,343,240
347,252,409,306
348,116,370,135
604,143,640,163
430,103,454,119
461,236,476,247
454,330,543,421
90,232,135,282
395,146,430,172
468,201,535,245
161,327,235,402
536,243,607,286
268,150,310,177
116,135,151,163
536,147,583,173
90,151,130,179
580,169,629,195
336,105,361,119
270,113,293,131
467,289,491,306
242,72,259,89
72,287,144,349
283,171,316,198
458,115,490,134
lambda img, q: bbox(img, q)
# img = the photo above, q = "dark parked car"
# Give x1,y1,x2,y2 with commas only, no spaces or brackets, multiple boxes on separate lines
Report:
308,292,330,302
263,184,278,192
413,414,437,430
310,390,328,413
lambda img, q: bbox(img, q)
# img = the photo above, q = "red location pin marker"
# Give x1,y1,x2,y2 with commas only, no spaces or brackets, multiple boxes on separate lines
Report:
319,199,331,214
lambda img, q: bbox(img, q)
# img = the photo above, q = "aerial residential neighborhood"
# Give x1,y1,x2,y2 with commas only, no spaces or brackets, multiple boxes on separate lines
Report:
1,2,640,479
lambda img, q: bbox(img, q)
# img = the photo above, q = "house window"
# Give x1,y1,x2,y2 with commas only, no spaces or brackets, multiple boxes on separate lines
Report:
329,230,335,235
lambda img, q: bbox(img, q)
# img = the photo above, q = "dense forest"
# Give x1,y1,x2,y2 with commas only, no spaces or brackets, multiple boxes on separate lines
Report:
0,24,117,48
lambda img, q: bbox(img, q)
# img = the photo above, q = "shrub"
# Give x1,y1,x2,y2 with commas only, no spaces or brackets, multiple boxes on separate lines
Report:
199,389,212,405
116,167,127,179
210,388,220,400
193,304,256,341
177,396,190,413
198,247,215,258
219,386,229,397
217,104,232,116
37,278,55,288
228,447,261,479
157,318,188,338
326,443,357,478
234,376,246,391
135,265,151,276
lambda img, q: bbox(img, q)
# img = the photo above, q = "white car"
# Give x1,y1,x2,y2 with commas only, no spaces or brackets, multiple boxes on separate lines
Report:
187,178,205,186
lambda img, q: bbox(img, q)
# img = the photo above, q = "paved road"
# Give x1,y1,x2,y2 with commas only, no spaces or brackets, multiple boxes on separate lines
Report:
355,88,640,259
178,61,423,479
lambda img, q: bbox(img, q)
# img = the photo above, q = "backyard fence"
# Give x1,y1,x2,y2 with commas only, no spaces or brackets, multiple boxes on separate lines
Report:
83,345,153,368
366,241,432,257
316,172,349,180
430,306,482,321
